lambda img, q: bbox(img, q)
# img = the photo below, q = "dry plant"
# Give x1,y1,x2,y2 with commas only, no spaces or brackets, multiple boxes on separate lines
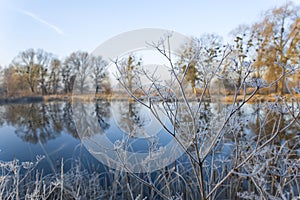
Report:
111,34,300,199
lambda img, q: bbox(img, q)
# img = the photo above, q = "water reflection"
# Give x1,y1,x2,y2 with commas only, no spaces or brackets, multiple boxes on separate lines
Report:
0,100,298,197
108,99,174,140
73,100,188,173
118,101,145,133
95,100,111,131
246,103,300,158
2,102,77,143
0,106,5,126
0,101,298,162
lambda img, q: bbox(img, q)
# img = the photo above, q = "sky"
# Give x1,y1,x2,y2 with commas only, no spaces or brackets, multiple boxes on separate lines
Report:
0,0,299,67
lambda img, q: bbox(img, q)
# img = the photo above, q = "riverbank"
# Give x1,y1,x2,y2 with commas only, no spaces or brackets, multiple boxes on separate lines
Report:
0,93,299,105
222,93,300,103
0,96,44,104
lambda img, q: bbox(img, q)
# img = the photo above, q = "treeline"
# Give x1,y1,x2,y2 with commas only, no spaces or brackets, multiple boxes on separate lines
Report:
229,2,300,94
0,2,299,97
177,2,300,95
0,50,110,97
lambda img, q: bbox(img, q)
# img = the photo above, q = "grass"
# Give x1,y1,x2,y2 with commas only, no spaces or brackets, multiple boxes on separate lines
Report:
1,144,299,200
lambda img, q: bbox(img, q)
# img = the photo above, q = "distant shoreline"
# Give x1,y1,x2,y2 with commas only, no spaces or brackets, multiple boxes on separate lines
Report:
0,93,299,105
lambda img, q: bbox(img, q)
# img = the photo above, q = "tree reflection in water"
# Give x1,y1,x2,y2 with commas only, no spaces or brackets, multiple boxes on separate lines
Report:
225,102,300,196
247,102,300,157
94,100,110,131
72,100,111,140
2,102,77,144
0,100,299,198
116,101,146,137
1,101,298,152
1,100,111,144
62,102,77,138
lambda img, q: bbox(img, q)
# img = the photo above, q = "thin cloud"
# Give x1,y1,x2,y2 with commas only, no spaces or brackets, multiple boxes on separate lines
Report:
18,9,64,36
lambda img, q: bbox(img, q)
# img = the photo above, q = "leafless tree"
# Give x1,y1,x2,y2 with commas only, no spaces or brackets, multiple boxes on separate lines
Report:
64,51,90,94
48,58,61,94
12,48,52,94
112,34,300,199
90,55,108,94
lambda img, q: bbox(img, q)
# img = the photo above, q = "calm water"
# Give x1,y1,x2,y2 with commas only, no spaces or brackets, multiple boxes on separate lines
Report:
0,101,299,175
0,102,101,174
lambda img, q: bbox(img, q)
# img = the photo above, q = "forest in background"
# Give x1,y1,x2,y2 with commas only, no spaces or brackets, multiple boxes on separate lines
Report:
0,2,299,99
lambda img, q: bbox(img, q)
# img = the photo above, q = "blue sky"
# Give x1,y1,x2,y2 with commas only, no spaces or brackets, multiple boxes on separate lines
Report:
0,0,299,67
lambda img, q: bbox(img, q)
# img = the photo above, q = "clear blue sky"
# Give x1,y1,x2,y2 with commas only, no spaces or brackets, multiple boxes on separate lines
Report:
0,0,299,67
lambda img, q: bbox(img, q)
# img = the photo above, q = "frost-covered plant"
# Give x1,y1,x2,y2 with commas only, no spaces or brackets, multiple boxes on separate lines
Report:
112,34,300,199
0,155,44,200
0,156,153,200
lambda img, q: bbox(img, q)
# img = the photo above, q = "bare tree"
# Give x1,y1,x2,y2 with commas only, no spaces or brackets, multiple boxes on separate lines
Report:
48,58,61,94
62,59,76,94
64,51,90,94
0,66,4,95
90,55,108,94
12,49,52,94
251,2,300,94
177,34,224,95
2,66,25,96
112,34,300,199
